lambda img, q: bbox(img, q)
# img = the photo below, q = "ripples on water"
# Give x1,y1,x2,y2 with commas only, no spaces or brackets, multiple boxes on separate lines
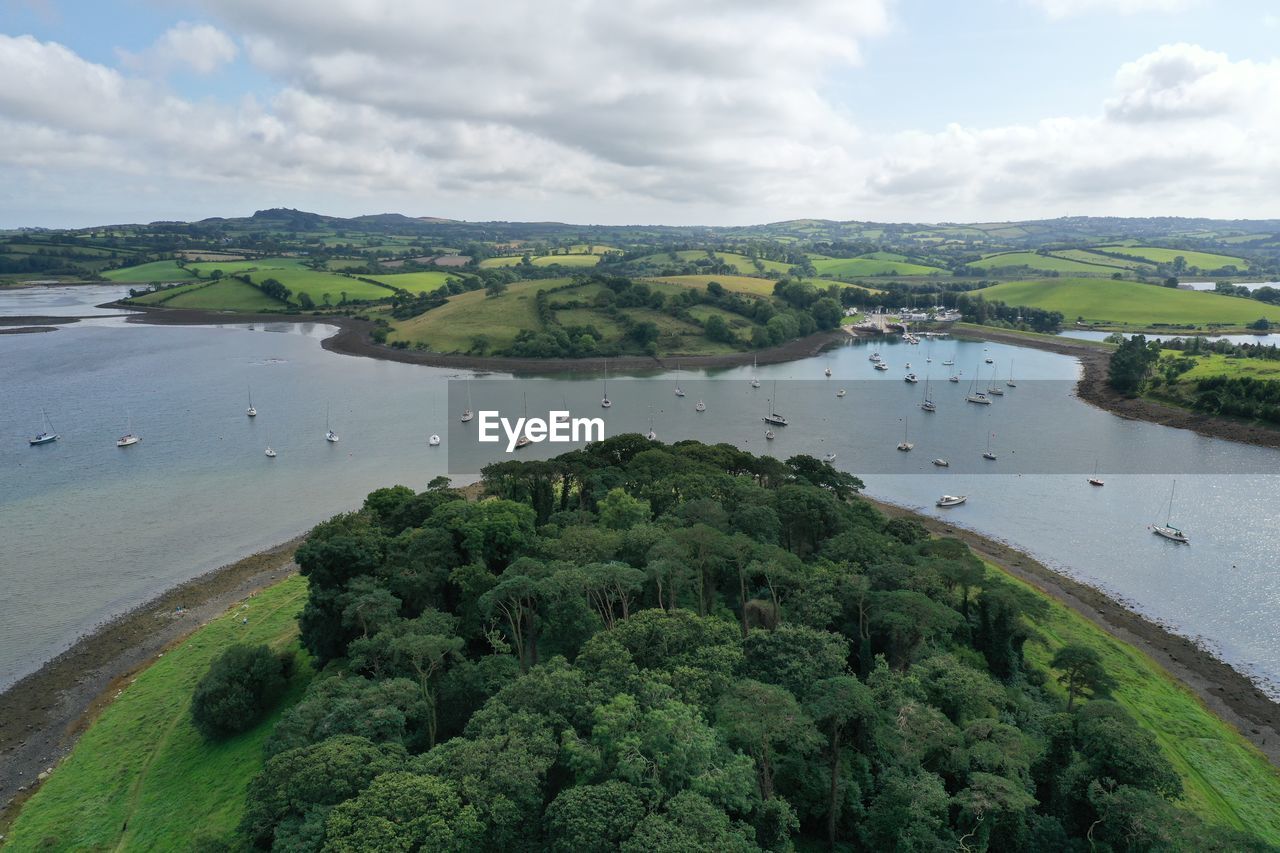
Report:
2,291,1278,697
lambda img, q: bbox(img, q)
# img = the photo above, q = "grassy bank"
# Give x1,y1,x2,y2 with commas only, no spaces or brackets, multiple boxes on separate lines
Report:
1005,564,1280,841
974,278,1280,329
4,574,311,851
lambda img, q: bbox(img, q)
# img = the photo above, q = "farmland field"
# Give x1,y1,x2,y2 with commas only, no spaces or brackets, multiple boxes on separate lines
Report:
1047,249,1153,270
812,255,943,277
1097,246,1250,270
180,259,387,304
976,278,1280,327
1162,351,1280,382
364,271,468,292
646,274,777,296
4,576,312,851
162,279,285,311
102,260,196,283
480,254,602,268
633,250,792,275
390,278,573,351
966,251,1115,274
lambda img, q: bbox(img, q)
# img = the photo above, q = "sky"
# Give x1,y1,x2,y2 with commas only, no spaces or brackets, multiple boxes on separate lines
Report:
2,0,1279,227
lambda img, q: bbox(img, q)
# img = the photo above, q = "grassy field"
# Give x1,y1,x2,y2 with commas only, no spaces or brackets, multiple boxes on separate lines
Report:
364,271,467,292
967,251,1114,274
5,575,312,851
633,250,793,275
1098,246,1251,270
480,254,602,268
1003,565,1280,842
975,278,1280,327
646,274,777,296
812,255,943,277
389,278,572,352
162,279,285,311
102,260,196,283
1161,350,1280,382
1048,249,1152,270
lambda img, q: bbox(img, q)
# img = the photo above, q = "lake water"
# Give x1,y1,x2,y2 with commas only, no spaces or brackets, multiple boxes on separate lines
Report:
3,289,1280,699
1181,281,1280,292
1061,329,1274,346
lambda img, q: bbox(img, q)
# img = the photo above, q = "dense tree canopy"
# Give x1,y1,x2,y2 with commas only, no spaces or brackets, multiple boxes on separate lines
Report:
229,439,1262,851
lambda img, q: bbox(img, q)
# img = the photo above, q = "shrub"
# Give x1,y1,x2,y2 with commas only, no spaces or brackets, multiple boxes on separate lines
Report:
190,643,294,740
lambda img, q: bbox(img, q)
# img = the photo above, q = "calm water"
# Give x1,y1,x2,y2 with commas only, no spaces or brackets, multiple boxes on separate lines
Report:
1181,280,1280,292
1061,329,1275,345
0,283,135,317
3,291,1280,698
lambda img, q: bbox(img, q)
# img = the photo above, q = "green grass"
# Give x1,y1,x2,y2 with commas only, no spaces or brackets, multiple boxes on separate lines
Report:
646,274,778,297
633,250,793,275
555,307,627,337
180,259,389,305
1001,565,1280,841
967,251,1115,274
480,254,602,268
364,271,468,293
102,260,197,283
811,255,943,277
129,281,209,305
1097,246,1250,271
390,278,572,352
5,575,312,851
1161,351,1280,382
162,279,285,311
1048,249,1152,271
975,278,1280,327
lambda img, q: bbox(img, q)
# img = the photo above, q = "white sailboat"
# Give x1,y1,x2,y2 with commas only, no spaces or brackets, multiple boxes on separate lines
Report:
646,408,658,441
117,411,140,447
265,426,276,458
1006,361,1017,388
1088,459,1104,487
824,366,832,377
246,386,257,418
695,399,706,412
29,408,59,445
515,393,532,448
461,380,474,423
896,416,913,452
920,375,936,412
1150,481,1189,543
601,363,612,408
750,355,761,388
674,362,685,397
966,364,991,404
982,431,997,460
985,363,1005,396
325,404,340,442
761,380,788,426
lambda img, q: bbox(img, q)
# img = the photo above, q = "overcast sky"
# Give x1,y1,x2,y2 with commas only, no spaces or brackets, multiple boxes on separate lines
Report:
3,0,1279,227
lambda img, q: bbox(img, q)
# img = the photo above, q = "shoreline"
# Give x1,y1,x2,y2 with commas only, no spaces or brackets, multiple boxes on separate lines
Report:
113,302,846,373
866,494,1280,767
0,538,303,822
952,325,1280,451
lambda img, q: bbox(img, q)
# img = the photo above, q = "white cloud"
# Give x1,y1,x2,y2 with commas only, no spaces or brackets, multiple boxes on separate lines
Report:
119,22,238,75
1030,0,1191,19
1,7,1280,225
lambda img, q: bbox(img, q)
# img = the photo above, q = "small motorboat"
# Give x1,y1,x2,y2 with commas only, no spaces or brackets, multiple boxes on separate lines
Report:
874,362,889,371
265,446,277,458
982,450,997,460
824,367,832,377
836,389,847,398
326,430,340,443
765,429,776,440
429,434,441,446
936,495,967,507
905,362,912,369
897,441,914,452
904,373,918,384
750,378,761,389
695,400,706,412
515,435,531,448
949,375,961,383
869,352,881,361
942,359,955,366
985,357,994,364
932,458,949,467
1089,476,1105,486
675,386,685,397
461,409,474,423
824,453,837,463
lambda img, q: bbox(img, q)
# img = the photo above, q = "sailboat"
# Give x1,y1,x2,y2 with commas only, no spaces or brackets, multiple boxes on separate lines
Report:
932,458,949,467
1088,460,1104,487
601,363,612,408
750,355,761,388
966,364,991,404
461,380,474,423
982,431,997,460
29,409,59,445
985,363,1005,396
762,381,788,426
920,375,936,412
116,412,140,447
896,416,913,452
695,399,706,412
836,388,847,398
1150,481,1189,543
674,362,686,397
246,386,257,418
325,404,340,443
555,394,570,424
646,408,658,441
265,427,276,458
515,393,532,448
1006,361,1017,388
942,358,955,366
824,366,832,377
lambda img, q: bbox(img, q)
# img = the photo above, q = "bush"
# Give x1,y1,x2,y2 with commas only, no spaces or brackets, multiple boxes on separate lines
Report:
190,643,294,740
